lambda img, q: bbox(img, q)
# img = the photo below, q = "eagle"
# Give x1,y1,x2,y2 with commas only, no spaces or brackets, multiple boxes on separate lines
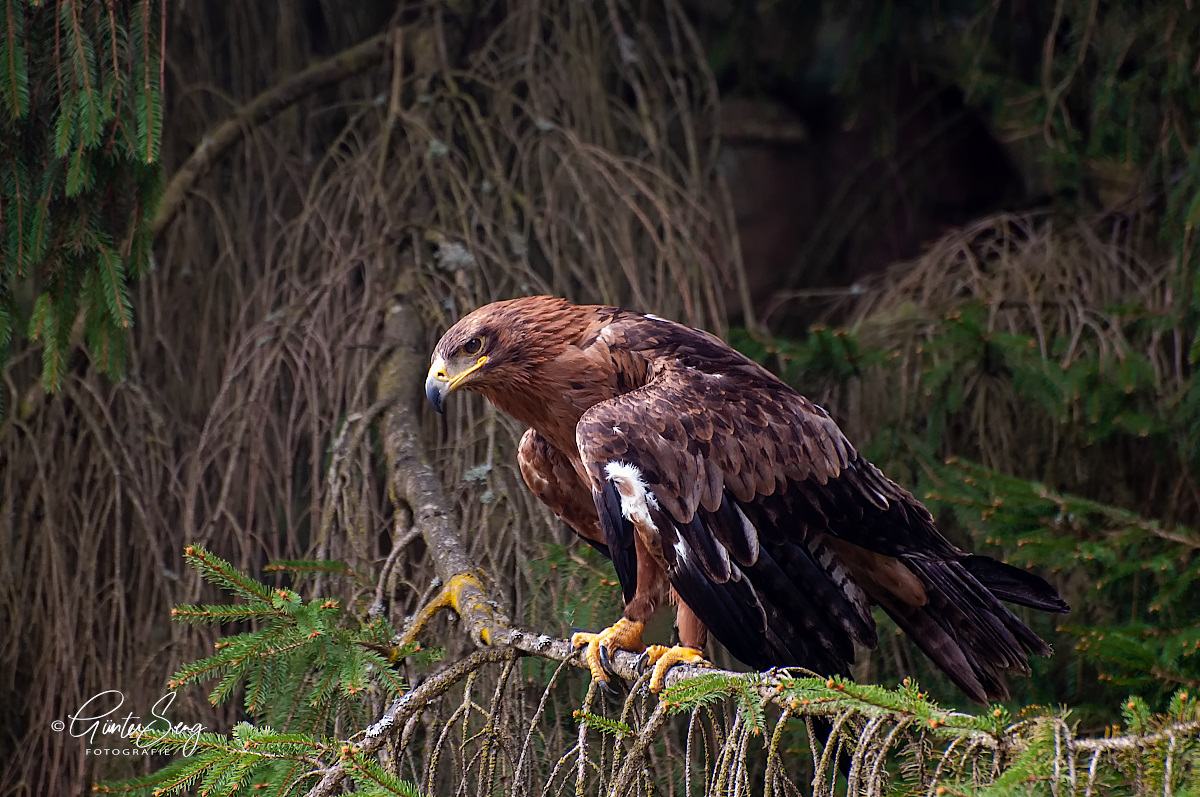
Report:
425,296,1068,702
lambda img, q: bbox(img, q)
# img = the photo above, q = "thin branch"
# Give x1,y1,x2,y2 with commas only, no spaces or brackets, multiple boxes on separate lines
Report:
152,31,390,239
305,646,516,797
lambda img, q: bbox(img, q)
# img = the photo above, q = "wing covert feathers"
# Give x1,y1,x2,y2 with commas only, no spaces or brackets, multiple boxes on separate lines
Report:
518,429,605,550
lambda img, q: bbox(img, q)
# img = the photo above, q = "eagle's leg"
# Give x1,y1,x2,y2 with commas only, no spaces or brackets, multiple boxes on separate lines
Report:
571,537,671,690
638,598,711,692
570,619,646,688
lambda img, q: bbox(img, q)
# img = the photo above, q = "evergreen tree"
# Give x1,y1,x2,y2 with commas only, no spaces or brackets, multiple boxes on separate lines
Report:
0,0,163,409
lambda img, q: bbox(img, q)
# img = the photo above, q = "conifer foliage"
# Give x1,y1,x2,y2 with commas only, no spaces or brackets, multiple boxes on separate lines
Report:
0,0,163,403
96,545,427,797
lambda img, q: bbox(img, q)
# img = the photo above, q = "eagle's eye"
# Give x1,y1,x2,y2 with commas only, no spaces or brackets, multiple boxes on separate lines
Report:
462,337,483,355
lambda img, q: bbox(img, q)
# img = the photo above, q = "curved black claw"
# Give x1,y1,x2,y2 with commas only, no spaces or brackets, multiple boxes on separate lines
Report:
635,650,651,677
597,673,625,704
596,640,620,681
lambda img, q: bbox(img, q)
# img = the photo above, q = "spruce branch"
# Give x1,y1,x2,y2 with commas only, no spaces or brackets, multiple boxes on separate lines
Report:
304,647,516,797
1,0,29,119
182,545,275,602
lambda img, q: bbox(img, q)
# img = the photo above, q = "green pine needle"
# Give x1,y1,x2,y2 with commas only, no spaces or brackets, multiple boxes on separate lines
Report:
0,0,28,119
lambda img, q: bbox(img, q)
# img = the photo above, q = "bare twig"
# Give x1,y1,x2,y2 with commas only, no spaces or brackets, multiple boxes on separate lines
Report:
305,647,517,797
153,31,390,239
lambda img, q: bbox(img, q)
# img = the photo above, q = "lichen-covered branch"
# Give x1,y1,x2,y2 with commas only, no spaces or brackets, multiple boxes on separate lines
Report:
305,647,517,797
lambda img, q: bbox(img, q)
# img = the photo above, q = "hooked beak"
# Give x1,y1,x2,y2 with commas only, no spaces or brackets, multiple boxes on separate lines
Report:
425,354,488,414
425,368,448,414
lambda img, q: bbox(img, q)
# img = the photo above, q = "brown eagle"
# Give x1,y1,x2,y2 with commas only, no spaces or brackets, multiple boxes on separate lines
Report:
426,296,1067,701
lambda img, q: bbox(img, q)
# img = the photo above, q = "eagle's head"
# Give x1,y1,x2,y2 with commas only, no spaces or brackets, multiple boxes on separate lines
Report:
425,295,585,413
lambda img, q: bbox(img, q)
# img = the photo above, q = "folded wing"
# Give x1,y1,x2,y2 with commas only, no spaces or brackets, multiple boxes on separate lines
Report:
574,360,1067,702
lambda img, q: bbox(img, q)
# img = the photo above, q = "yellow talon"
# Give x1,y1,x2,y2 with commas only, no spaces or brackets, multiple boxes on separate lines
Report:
571,618,646,685
641,644,709,692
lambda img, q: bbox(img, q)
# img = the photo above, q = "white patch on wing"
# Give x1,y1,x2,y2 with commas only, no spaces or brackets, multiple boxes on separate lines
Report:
604,461,660,533
673,538,689,564
733,504,761,563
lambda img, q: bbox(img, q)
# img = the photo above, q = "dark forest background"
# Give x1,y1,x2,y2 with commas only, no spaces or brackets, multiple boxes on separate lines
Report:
2,1,1199,794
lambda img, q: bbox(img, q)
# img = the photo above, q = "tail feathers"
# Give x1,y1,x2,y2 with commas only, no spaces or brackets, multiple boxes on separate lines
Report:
876,596,993,703
878,557,1062,704
963,555,1070,613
